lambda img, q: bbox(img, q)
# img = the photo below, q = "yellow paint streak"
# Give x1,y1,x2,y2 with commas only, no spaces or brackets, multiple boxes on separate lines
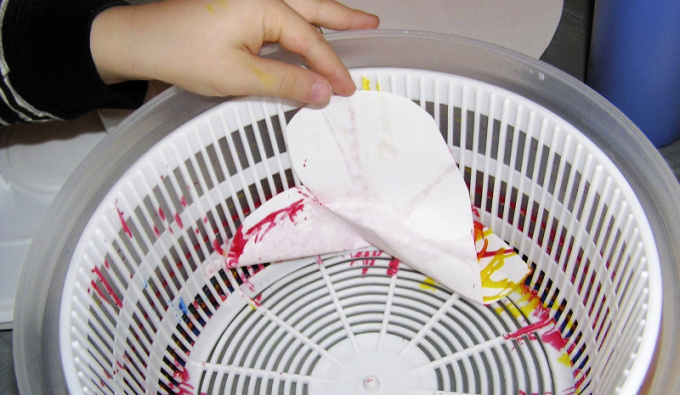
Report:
250,65,277,89
206,4,215,13
481,251,525,296
495,286,540,318
420,277,437,291
361,77,371,91
557,352,572,367
376,82,381,91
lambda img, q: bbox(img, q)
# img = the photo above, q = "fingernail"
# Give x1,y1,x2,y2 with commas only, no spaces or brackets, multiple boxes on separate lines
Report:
309,81,331,104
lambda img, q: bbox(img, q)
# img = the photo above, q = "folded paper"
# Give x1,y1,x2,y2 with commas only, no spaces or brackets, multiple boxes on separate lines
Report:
287,91,482,301
225,90,530,304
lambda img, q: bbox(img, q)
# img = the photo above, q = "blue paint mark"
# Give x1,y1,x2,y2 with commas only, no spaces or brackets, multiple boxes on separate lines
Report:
178,297,189,315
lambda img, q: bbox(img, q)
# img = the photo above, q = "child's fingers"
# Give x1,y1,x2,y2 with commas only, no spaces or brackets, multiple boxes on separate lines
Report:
235,53,333,104
262,2,357,96
284,0,379,31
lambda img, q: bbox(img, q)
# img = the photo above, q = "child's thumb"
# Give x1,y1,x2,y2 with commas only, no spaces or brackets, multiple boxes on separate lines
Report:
243,56,332,105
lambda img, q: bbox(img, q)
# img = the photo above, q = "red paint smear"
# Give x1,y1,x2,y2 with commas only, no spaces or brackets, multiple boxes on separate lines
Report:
173,368,190,382
351,250,381,275
252,294,262,307
115,204,133,238
173,360,193,395
503,286,570,355
387,258,400,276
90,281,107,303
175,213,183,229
542,327,568,351
193,301,199,310
213,239,225,255
473,220,486,243
203,216,209,223
154,226,161,237
104,260,110,269
573,369,588,390
226,198,306,268
180,196,187,208
159,207,166,221
477,236,515,261
504,312,552,341
92,267,123,308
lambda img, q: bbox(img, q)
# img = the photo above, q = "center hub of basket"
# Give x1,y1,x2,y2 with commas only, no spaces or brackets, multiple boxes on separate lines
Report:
309,333,437,394
363,375,380,392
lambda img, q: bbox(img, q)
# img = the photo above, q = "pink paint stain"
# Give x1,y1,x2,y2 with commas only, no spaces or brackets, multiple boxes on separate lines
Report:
387,258,400,276
351,250,381,275
213,239,225,255
173,360,193,395
180,196,187,208
226,198,306,268
91,266,123,308
542,327,568,351
90,281,107,302
252,294,263,308
175,213,184,229
562,387,576,395
158,207,166,221
104,260,110,269
503,285,570,356
573,369,587,391
115,202,133,238
153,225,161,237
239,271,255,292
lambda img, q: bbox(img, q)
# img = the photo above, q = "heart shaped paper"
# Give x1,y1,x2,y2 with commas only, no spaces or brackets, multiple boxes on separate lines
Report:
286,91,482,302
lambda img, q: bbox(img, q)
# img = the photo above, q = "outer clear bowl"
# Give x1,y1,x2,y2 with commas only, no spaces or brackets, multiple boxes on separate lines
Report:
13,30,680,394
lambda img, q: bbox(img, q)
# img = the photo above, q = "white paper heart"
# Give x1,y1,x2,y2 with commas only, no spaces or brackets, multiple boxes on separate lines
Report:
286,91,482,302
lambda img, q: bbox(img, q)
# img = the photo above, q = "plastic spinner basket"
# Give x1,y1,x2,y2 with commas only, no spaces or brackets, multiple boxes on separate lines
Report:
14,32,680,395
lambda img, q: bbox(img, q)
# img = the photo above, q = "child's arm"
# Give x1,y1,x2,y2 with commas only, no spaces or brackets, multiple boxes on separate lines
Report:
91,0,379,105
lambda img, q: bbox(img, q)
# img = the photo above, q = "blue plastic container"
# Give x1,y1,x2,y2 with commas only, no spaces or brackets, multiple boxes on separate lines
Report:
587,0,680,147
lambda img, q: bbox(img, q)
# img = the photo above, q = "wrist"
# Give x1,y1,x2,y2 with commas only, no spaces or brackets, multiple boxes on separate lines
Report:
90,5,142,85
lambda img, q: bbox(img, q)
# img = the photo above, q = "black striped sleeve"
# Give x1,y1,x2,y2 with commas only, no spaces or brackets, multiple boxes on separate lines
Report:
0,0,147,124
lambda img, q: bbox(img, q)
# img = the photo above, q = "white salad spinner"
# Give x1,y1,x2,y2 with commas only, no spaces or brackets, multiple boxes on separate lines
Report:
13,31,680,394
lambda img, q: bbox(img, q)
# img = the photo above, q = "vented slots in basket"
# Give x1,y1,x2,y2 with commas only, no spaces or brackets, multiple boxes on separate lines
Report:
57,69,658,394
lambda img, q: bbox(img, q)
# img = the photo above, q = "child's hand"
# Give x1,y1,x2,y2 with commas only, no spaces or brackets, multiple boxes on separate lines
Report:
90,0,379,105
